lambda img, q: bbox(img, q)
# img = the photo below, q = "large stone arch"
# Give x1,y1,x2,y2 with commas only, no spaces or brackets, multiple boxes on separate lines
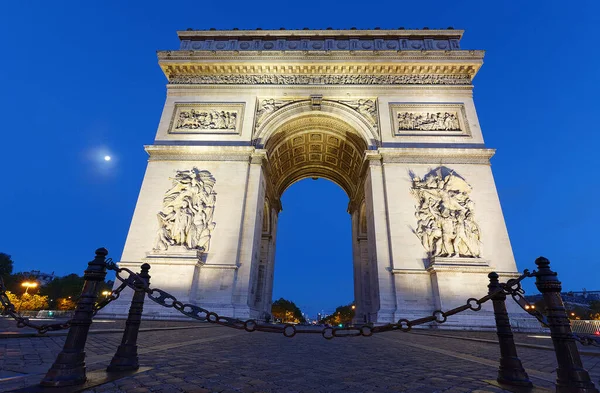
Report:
254,99,380,149
247,109,382,323
263,113,369,209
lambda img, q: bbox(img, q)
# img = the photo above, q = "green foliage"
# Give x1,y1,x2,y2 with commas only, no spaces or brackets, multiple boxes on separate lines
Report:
0,253,13,277
6,291,49,311
320,303,355,325
40,274,84,308
271,298,305,323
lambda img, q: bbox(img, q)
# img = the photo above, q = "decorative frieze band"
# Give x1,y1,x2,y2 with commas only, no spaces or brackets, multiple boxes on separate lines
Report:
179,38,461,52
254,97,378,130
169,74,472,86
168,103,244,135
389,103,470,137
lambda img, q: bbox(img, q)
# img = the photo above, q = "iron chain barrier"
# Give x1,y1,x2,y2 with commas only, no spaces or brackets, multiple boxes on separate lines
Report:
0,248,598,391
0,259,131,334
109,261,509,338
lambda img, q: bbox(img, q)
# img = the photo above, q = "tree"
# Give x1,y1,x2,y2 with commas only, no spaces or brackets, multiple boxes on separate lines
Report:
271,298,305,323
589,300,600,320
320,303,355,325
0,253,13,277
40,274,84,308
57,297,77,310
6,291,49,311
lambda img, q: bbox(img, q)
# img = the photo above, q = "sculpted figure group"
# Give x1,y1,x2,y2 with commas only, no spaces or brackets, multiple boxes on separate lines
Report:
411,168,481,258
175,109,237,130
398,111,460,131
153,168,217,252
255,97,379,129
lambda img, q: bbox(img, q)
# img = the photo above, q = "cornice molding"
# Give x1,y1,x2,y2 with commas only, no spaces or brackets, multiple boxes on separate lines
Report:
378,147,495,165
177,29,465,40
157,50,483,62
165,84,475,94
145,145,254,162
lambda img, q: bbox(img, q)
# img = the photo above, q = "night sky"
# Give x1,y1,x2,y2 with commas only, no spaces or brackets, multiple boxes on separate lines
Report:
1,1,598,317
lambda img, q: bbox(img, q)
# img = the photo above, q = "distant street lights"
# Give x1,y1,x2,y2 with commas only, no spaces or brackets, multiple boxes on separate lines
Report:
17,281,38,313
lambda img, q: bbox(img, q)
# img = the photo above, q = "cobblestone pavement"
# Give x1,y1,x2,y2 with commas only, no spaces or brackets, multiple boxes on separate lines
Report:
1,324,599,393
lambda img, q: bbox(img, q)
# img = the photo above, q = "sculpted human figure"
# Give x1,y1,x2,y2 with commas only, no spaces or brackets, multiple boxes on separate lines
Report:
153,205,176,251
173,199,195,248
452,211,476,256
411,168,480,258
154,168,218,252
440,209,456,257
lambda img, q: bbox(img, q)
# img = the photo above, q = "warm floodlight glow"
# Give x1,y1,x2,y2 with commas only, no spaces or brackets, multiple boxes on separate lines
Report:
102,291,111,296
21,281,38,288
104,155,111,161
351,305,356,310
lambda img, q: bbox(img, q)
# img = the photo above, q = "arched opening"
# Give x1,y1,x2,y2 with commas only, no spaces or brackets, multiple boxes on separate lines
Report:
249,112,378,323
272,178,353,320
264,113,368,205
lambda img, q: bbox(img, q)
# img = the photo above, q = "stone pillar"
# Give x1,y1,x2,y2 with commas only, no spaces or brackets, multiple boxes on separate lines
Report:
231,151,268,319
350,209,365,324
364,153,396,323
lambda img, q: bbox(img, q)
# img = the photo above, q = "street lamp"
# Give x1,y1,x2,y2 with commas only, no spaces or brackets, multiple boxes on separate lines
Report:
17,281,38,313
102,291,111,297
21,281,38,294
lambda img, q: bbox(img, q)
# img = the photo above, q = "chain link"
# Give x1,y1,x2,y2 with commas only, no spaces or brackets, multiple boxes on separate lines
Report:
106,263,537,339
0,258,120,334
0,277,71,334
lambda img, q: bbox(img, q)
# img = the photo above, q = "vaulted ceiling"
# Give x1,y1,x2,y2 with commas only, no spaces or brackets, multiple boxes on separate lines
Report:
265,115,368,201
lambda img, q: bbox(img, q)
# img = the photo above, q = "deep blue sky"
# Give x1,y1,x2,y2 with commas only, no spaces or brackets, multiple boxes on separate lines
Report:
1,1,598,317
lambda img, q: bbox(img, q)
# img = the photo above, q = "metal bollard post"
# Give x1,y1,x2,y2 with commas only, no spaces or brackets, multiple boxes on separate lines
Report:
488,272,532,387
107,263,151,372
534,257,598,393
40,248,109,387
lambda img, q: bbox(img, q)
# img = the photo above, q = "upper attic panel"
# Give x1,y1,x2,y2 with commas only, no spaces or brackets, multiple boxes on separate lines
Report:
176,28,464,52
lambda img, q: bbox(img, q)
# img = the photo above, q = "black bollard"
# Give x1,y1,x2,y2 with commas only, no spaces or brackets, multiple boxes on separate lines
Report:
107,263,151,372
41,248,109,387
534,257,598,393
488,272,532,387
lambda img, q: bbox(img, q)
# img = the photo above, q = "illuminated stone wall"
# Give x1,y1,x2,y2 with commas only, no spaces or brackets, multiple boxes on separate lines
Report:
102,28,530,327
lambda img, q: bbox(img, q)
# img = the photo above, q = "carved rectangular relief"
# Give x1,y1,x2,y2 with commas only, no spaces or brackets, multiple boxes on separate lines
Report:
389,103,470,137
168,103,245,135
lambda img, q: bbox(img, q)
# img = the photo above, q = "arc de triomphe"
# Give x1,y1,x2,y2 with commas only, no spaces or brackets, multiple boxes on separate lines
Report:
107,28,524,327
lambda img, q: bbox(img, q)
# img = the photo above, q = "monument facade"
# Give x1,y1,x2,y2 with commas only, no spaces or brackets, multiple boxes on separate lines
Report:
106,28,526,327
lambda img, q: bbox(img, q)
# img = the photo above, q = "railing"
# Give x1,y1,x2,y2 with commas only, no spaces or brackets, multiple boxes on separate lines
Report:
0,248,598,392
572,320,600,336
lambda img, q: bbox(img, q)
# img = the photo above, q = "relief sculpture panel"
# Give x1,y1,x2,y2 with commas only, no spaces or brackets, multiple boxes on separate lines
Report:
390,104,470,137
153,168,217,252
169,103,244,135
410,168,481,258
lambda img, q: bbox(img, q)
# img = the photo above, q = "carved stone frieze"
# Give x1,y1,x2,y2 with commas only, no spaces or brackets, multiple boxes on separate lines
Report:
169,74,472,86
179,38,461,52
389,104,470,136
153,168,217,253
410,167,481,258
255,98,302,128
397,111,459,131
169,103,244,135
337,99,378,128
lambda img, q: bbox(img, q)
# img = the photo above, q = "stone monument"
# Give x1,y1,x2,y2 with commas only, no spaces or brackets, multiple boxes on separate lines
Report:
103,28,529,328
